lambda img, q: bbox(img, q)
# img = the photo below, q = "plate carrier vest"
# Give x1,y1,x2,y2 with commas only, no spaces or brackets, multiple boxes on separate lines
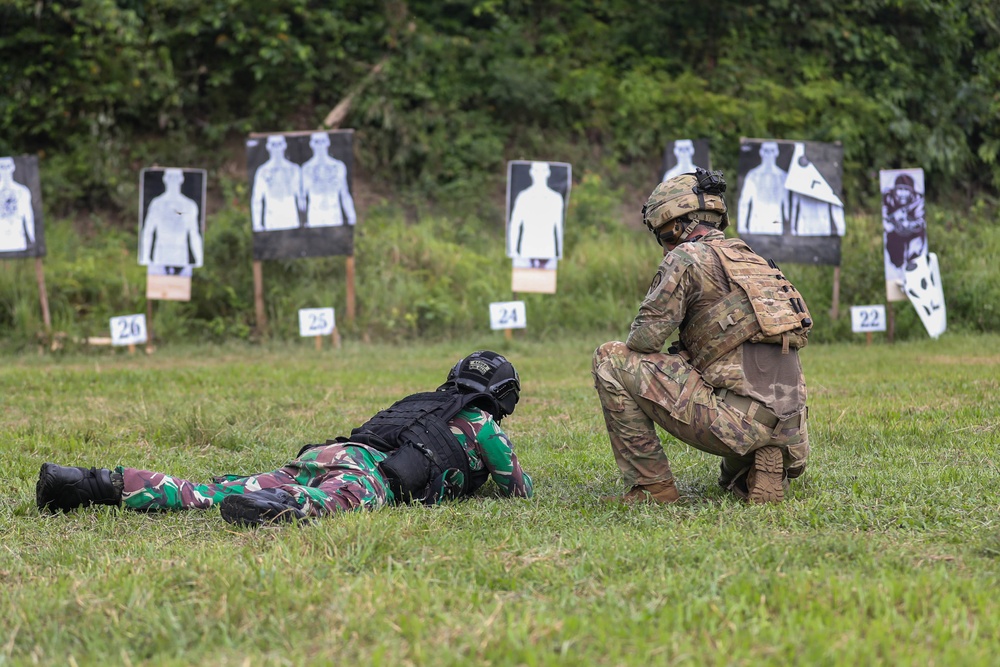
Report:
343,388,499,504
679,238,812,371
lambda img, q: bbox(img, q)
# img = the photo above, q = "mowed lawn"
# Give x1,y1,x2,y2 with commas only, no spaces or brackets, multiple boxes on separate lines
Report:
2,333,999,666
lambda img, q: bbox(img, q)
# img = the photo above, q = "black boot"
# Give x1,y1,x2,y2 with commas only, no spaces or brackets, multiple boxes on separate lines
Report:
219,488,307,527
36,463,122,513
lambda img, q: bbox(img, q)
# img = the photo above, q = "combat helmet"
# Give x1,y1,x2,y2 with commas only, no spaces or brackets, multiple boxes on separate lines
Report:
444,350,520,421
643,168,729,247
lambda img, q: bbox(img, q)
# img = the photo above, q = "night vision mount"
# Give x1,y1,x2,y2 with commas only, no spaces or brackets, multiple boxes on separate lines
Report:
693,167,726,195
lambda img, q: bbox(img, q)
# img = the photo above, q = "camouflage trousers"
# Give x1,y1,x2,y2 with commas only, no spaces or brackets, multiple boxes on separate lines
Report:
119,443,392,517
592,341,809,490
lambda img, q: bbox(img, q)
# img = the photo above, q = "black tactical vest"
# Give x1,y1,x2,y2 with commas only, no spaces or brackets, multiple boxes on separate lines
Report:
346,388,497,504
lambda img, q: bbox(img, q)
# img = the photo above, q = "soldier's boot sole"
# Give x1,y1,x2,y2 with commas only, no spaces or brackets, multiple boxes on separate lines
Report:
219,495,268,527
747,446,784,504
36,462,120,512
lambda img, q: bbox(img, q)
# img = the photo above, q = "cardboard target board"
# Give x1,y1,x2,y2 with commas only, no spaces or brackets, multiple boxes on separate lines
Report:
247,130,356,260
880,168,927,302
736,139,845,265
506,160,571,294
0,155,45,259
139,167,206,302
902,252,946,339
139,168,206,268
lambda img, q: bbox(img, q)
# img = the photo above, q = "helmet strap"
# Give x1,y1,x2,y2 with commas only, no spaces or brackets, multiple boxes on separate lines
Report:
676,219,702,243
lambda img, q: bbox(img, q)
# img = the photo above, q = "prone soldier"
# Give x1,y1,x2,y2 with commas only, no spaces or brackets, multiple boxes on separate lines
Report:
37,351,532,526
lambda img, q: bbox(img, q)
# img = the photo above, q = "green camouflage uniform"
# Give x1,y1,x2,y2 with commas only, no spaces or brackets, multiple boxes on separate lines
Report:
593,228,809,492
119,408,532,516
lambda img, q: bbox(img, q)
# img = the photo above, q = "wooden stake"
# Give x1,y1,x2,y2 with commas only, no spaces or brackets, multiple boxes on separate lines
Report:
507,290,518,340
145,299,155,354
887,302,895,344
128,344,136,355
866,331,873,347
314,335,323,351
346,255,356,324
830,265,841,320
253,260,267,335
34,257,51,334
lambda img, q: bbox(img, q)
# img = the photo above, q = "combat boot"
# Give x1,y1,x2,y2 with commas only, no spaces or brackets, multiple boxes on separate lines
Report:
36,463,122,513
746,446,785,503
603,480,681,505
219,488,307,527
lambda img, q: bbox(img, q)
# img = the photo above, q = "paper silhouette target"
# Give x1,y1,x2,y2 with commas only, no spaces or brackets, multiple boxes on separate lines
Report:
138,168,206,269
880,168,927,301
506,160,571,263
661,139,711,183
247,130,356,260
902,252,945,339
736,139,845,265
0,155,45,259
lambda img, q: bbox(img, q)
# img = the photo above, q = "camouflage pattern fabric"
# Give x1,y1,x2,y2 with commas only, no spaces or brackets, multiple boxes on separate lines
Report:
593,341,808,490
119,408,532,515
120,443,392,516
449,408,533,498
643,173,729,235
594,227,809,492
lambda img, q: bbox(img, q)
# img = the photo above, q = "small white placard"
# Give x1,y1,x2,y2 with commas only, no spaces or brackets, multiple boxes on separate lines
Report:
109,314,148,346
489,301,527,330
298,307,335,337
850,305,887,333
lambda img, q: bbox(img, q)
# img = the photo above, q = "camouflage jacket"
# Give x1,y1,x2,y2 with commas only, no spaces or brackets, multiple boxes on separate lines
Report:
627,229,807,418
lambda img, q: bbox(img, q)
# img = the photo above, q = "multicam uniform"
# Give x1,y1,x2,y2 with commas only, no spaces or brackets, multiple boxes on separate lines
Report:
593,228,809,492
119,408,532,516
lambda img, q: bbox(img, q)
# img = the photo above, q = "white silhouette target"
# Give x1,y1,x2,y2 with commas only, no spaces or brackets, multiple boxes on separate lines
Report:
506,161,571,262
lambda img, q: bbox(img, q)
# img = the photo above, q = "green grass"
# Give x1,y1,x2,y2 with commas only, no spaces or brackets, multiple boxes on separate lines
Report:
2,334,999,665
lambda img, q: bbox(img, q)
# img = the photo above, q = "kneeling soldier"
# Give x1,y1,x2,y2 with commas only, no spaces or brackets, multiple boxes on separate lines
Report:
594,169,811,504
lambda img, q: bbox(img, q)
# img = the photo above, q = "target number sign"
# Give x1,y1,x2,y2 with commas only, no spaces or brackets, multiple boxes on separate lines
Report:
298,308,335,337
110,314,148,346
850,305,887,333
489,301,526,330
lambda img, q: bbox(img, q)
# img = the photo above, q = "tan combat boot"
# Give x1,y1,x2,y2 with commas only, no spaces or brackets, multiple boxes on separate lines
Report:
746,446,785,503
603,479,681,505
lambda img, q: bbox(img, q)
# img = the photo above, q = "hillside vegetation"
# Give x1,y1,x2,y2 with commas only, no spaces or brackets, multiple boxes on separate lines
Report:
1,1,998,346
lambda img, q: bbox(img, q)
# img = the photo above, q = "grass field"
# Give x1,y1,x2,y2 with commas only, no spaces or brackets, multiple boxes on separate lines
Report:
2,333,999,665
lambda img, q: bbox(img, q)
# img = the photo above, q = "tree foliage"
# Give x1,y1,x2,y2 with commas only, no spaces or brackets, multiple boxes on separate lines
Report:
2,0,998,209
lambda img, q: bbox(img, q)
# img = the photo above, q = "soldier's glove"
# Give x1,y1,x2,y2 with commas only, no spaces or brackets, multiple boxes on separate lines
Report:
667,341,691,361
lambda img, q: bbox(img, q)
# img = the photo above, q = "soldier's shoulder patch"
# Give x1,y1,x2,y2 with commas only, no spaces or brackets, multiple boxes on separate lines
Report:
647,270,663,294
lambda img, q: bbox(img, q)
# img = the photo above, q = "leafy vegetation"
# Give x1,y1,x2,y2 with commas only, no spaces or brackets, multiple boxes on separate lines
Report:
4,0,999,208
1,1,998,345
3,335,1000,664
